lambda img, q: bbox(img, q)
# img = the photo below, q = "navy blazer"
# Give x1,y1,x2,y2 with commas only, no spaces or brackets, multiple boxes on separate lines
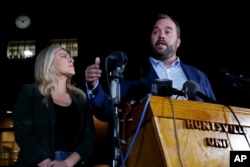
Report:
89,59,216,119
13,84,95,167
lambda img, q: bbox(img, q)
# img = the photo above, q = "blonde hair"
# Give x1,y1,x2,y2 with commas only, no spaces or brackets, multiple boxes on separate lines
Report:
34,45,86,106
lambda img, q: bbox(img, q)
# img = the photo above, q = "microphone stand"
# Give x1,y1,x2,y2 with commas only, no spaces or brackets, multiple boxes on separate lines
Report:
110,66,125,167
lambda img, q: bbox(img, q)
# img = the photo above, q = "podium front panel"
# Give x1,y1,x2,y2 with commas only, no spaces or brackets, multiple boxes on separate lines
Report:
125,96,250,167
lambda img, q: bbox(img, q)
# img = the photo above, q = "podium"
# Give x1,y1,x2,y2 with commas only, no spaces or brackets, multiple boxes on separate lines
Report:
124,95,250,167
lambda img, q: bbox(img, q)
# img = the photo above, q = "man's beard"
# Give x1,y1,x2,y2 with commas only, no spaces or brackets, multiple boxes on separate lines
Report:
151,43,176,61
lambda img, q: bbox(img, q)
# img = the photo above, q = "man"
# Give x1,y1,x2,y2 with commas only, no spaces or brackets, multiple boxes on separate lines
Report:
84,13,216,167
85,13,216,118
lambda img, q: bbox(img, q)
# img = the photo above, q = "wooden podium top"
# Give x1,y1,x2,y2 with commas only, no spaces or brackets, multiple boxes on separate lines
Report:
149,95,250,125
125,95,250,167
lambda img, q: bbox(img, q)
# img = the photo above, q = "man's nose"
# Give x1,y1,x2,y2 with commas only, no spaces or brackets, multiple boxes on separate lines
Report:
159,31,165,38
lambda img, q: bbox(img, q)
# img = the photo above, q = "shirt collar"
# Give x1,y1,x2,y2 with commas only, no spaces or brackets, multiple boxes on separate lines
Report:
150,56,180,67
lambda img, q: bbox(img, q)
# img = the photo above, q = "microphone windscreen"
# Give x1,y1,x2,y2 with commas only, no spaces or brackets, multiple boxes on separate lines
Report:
108,51,128,68
183,80,200,97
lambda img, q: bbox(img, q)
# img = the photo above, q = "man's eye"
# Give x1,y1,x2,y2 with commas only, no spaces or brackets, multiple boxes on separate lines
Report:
153,31,158,35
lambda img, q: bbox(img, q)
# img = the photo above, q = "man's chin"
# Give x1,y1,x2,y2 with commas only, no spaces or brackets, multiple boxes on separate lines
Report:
156,49,166,55
156,45,167,50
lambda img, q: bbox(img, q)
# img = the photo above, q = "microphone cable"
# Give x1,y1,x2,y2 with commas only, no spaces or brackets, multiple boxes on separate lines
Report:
223,104,250,149
166,97,184,167
123,93,152,163
185,78,250,149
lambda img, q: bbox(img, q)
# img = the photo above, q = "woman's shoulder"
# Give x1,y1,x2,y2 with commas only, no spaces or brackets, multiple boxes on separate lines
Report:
20,83,38,90
18,84,41,97
15,84,38,104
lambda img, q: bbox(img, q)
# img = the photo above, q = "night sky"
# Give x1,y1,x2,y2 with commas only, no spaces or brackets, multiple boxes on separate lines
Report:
1,2,250,113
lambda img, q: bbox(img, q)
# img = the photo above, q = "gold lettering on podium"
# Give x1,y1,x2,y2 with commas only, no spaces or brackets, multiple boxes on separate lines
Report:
185,119,245,134
184,119,248,148
205,137,228,148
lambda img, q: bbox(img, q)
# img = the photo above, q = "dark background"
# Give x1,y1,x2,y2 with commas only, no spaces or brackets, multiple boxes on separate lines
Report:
1,1,250,113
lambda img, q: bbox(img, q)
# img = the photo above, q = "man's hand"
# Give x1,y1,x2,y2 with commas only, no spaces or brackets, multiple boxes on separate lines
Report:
85,57,102,87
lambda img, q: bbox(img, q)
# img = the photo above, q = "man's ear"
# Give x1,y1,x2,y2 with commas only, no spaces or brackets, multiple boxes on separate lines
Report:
177,38,181,48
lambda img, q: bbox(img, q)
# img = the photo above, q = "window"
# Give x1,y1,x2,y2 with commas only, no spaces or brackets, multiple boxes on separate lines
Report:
7,40,36,59
50,38,78,57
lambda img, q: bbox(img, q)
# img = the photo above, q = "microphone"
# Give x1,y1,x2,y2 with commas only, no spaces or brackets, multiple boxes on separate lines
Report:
107,50,128,71
106,51,128,105
171,88,187,96
110,78,120,105
152,79,187,97
183,80,217,103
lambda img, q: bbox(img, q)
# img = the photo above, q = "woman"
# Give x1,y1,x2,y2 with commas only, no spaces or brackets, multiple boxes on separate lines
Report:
13,45,95,167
